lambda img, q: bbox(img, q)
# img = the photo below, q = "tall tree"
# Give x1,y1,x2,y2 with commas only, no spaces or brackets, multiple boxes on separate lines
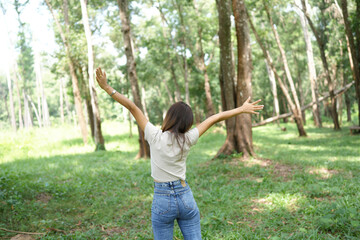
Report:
247,11,307,136
154,0,182,102
340,0,360,125
193,0,215,117
45,0,89,144
173,0,191,105
216,0,236,156
15,0,33,129
117,0,150,158
301,0,340,130
33,36,50,127
232,0,254,156
296,0,322,127
264,1,306,136
80,0,105,150
215,0,254,157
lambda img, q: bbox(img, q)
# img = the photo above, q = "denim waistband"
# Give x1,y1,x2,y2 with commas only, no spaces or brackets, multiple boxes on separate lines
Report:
154,179,187,188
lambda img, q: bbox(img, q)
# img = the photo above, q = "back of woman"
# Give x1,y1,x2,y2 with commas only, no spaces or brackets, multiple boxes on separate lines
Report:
95,67,263,240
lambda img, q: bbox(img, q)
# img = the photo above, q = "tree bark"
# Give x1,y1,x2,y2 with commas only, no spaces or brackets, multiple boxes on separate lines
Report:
247,11,307,136
340,0,360,125
232,0,254,158
216,0,237,156
80,0,105,150
118,0,150,158
301,0,340,129
45,0,88,144
297,0,322,127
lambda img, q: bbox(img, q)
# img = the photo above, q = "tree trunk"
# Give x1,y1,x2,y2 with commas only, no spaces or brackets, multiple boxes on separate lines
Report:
62,78,72,123
23,90,32,128
45,0,88,144
297,0,322,127
216,0,237,156
118,0,150,158
80,0,105,150
301,0,340,129
60,79,65,124
162,78,174,104
174,0,190,105
85,97,94,138
26,94,42,127
141,86,149,119
293,55,306,124
340,0,360,125
6,63,16,131
264,2,306,133
233,0,254,158
265,61,280,124
13,72,23,129
339,40,344,125
34,39,50,127
195,27,215,117
247,11,307,136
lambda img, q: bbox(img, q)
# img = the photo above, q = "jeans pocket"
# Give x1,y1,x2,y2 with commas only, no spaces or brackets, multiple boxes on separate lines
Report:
152,194,171,215
179,190,196,210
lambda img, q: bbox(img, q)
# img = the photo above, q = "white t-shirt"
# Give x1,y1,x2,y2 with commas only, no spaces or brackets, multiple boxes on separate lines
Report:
144,121,199,182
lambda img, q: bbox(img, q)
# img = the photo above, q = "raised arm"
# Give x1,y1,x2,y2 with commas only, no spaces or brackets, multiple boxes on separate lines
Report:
196,97,264,137
95,67,148,131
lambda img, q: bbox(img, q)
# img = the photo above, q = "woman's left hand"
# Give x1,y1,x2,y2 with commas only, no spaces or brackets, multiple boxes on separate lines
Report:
240,97,264,115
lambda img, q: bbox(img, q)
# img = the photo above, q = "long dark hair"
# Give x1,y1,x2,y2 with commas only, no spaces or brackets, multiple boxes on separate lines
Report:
161,102,194,153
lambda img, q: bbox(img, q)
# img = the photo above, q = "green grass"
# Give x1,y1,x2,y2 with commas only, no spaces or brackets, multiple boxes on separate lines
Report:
0,120,359,239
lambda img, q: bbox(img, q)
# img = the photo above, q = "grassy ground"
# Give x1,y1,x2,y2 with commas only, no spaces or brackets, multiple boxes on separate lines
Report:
0,120,359,239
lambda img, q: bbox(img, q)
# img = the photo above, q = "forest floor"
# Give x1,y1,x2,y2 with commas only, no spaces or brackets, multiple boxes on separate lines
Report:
0,119,359,239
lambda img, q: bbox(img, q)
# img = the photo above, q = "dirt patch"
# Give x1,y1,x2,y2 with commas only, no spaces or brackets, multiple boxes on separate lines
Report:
241,158,272,167
36,193,52,203
271,162,301,181
10,234,35,240
308,167,339,179
233,157,301,181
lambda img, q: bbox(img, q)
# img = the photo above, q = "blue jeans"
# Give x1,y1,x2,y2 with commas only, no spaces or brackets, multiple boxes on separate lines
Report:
151,180,202,240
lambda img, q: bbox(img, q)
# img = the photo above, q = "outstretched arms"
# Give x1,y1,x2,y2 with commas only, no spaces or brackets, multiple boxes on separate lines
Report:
95,68,148,131
196,97,264,137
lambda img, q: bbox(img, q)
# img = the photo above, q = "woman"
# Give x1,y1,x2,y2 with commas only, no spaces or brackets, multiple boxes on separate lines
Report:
95,67,263,239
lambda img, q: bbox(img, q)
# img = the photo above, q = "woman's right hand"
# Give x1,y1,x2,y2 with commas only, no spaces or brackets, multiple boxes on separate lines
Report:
96,67,108,89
